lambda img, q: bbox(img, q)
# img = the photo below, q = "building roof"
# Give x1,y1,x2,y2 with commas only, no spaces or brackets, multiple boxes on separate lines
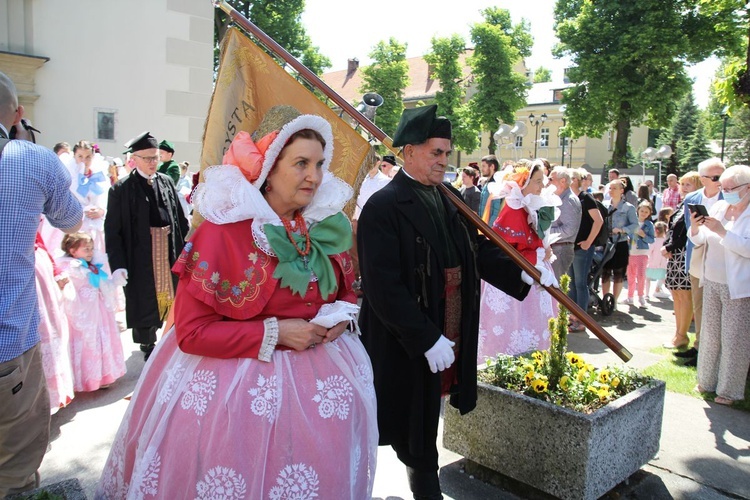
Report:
320,52,473,106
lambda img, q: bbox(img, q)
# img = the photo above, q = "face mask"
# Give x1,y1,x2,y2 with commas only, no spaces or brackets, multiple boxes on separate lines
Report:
724,191,742,205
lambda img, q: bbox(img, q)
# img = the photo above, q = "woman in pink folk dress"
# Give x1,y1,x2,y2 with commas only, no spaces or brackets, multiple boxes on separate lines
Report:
34,231,75,413
95,107,377,499
478,162,560,362
59,232,125,392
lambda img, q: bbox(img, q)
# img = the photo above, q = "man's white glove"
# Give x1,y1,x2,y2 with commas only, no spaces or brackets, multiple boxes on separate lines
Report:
112,268,128,287
521,263,559,288
424,336,456,374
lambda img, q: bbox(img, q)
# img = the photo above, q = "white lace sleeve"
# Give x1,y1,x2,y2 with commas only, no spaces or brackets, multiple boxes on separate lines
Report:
259,317,279,362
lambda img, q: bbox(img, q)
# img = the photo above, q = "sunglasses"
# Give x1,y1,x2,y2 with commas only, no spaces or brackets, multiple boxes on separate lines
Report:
701,175,721,182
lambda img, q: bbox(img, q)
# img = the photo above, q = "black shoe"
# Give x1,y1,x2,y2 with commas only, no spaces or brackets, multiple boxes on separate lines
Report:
142,343,155,361
674,347,698,358
406,467,443,500
683,356,697,367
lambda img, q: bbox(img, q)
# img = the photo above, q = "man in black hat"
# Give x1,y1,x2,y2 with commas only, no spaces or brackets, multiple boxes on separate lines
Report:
105,131,189,360
357,105,534,499
157,139,180,185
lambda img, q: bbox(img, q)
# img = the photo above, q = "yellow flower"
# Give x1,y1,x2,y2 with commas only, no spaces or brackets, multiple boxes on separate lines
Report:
525,371,535,385
532,351,543,361
577,370,589,382
532,378,548,393
611,377,621,388
597,385,610,401
560,376,571,391
598,370,610,384
565,352,580,365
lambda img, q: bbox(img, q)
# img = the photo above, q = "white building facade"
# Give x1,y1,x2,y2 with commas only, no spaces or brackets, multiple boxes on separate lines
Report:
0,0,213,164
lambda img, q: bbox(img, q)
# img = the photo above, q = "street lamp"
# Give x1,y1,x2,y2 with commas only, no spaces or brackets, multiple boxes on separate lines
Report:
720,106,729,162
559,105,567,165
528,112,547,158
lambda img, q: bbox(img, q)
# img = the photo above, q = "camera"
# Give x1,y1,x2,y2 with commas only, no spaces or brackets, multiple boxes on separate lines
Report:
9,119,40,143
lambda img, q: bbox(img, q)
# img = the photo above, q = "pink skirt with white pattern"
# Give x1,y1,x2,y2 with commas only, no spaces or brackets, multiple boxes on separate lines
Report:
95,328,378,500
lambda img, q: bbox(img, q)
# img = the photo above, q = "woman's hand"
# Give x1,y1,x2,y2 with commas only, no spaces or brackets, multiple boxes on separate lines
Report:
276,318,327,351
636,228,645,237
544,246,553,262
688,210,705,235
660,246,672,259
322,320,349,344
702,216,727,237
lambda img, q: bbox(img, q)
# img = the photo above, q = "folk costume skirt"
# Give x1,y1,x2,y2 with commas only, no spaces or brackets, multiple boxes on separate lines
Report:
95,327,378,499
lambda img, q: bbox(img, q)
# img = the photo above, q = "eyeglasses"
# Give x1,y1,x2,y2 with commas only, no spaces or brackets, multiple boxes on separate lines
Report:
133,154,160,163
701,175,721,182
722,183,748,193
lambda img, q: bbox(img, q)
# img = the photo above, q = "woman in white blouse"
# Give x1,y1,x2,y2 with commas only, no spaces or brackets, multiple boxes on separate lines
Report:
688,164,750,406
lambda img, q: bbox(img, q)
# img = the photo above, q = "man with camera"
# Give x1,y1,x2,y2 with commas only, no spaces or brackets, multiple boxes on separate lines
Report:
0,71,83,496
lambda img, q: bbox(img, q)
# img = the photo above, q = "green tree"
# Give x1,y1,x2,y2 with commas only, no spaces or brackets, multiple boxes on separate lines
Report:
533,66,552,83
425,35,478,154
468,7,533,154
359,38,410,137
554,0,739,169
214,0,331,76
682,120,712,171
724,106,750,164
663,93,700,173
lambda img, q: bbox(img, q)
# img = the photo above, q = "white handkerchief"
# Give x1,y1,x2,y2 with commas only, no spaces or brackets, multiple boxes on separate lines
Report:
310,301,360,329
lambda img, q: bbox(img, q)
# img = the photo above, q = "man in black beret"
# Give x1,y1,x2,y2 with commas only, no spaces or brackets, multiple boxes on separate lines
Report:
357,105,531,499
157,139,180,185
105,131,189,360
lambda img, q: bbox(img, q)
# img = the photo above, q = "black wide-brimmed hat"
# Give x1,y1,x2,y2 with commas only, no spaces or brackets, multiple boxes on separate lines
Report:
392,105,451,147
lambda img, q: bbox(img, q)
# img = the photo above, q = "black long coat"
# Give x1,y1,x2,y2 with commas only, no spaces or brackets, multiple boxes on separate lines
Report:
357,171,530,457
104,170,189,328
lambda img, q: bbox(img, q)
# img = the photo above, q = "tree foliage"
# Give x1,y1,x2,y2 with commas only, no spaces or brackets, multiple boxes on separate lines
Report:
724,106,750,164
662,93,700,173
424,35,478,153
359,38,410,137
682,119,712,170
554,0,740,169
468,7,533,154
533,66,553,83
213,0,331,76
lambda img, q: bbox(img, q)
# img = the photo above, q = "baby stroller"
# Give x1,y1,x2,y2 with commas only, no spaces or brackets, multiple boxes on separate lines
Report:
588,239,617,315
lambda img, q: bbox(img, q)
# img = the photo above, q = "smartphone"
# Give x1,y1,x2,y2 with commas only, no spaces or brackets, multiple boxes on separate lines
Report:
688,204,709,217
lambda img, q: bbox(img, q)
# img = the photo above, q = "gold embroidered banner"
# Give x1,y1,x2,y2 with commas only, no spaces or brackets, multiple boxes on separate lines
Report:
200,27,370,189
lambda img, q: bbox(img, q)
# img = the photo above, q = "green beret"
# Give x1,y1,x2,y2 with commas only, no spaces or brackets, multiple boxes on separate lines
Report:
123,131,159,154
392,104,452,147
158,140,175,153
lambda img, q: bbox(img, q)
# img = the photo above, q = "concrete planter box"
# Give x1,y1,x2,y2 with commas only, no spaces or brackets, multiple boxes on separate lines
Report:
443,379,666,500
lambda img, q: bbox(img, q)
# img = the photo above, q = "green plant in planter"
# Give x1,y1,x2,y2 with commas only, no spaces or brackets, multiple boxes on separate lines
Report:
478,274,652,413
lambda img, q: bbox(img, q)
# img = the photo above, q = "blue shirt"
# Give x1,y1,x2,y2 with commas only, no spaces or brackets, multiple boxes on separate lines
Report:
0,140,83,362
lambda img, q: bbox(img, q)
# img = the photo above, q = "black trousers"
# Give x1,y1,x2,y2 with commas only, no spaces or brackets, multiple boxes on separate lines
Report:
132,325,159,345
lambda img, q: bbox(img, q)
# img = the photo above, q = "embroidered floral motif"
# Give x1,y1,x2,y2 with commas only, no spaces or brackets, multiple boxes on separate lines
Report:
177,238,271,309
180,369,217,417
268,463,319,499
248,374,280,423
508,327,541,355
98,429,128,498
195,466,247,500
485,288,511,314
312,375,353,420
133,449,161,497
355,363,376,401
157,363,185,404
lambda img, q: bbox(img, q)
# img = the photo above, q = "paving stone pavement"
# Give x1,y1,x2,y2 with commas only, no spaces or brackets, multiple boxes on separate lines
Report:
37,297,750,499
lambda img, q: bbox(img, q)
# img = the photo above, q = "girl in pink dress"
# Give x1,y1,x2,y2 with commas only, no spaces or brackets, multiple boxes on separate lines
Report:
478,162,559,361
95,108,377,499
34,231,75,413
59,232,125,392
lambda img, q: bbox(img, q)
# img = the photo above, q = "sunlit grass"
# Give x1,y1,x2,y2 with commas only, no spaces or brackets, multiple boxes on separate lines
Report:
645,342,750,412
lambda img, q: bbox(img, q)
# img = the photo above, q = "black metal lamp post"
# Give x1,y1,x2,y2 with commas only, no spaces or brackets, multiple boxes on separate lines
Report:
720,106,729,162
528,112,547,158
559,105,567,165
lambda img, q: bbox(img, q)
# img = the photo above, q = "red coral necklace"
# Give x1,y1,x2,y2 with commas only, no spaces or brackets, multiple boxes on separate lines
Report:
280,210,312,269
